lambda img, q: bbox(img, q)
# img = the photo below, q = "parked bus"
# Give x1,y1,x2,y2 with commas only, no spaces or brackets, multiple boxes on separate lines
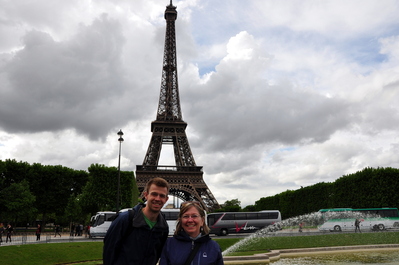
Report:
318,208,399,232
89,211,117,238
89,207,201,237
162,208,180,235
89,208,181,237
207,210,282,236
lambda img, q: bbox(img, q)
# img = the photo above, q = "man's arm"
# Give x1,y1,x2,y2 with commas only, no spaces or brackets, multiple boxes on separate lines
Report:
103,212,129,265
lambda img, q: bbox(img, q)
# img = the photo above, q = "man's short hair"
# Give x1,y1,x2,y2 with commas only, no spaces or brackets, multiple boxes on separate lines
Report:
145,177,170,194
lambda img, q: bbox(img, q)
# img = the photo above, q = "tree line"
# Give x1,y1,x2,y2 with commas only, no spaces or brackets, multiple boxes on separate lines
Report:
0,159,137,228
252,167,399,219
2,158,398,226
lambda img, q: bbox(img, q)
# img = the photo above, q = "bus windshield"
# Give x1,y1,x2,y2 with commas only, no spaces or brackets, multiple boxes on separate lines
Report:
89,211,116,238
207,210,281,236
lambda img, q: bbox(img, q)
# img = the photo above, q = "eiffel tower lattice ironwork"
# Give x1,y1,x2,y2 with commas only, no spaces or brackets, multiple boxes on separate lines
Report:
135,1,220,212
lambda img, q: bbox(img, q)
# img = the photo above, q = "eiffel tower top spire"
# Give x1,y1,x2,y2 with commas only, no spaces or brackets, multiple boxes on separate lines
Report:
157,0,181,122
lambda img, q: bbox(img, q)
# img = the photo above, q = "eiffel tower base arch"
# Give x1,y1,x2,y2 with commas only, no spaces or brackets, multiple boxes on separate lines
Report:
136,166,220,212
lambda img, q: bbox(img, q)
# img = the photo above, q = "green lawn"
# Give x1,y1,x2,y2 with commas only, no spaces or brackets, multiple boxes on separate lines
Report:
0,242,103,265
1,232,398,265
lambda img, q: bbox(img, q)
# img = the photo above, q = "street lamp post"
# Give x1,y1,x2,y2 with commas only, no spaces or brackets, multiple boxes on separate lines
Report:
116,129,124,212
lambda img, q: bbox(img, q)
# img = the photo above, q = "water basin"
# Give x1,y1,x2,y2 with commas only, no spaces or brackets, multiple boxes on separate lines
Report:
272,249,399,264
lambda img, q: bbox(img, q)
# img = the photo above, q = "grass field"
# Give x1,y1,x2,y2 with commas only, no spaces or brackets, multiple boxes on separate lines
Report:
0,242,103,265
1,232,398,265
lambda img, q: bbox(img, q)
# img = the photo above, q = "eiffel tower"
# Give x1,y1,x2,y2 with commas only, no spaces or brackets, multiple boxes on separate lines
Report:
135,1,220,212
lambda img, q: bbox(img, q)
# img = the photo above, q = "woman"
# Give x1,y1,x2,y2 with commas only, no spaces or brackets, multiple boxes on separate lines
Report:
160,202,224,265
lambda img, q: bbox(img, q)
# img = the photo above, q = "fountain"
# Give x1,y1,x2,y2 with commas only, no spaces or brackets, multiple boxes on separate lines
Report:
222,211,325,256
222,211,399,264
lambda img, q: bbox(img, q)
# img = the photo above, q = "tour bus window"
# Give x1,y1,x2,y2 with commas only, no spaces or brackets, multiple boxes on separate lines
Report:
235,213,246,220
258,213,269,219
247,213,258,219
165,212,179,220
223,214,234,220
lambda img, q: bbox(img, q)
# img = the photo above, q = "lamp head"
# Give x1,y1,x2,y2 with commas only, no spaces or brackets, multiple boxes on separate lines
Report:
117,129,124,142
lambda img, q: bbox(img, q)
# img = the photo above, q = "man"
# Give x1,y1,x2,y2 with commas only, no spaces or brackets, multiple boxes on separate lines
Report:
5,223,13,243
103,177,169,265
355,218,361,233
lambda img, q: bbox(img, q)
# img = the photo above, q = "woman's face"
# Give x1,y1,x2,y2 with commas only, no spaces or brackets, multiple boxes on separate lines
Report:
181,206,204,238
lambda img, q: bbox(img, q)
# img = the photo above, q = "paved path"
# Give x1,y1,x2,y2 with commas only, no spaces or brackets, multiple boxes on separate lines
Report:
0,232,102,247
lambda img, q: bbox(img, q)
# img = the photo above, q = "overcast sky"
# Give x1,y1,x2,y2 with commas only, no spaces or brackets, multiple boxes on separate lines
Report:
1,0,399,207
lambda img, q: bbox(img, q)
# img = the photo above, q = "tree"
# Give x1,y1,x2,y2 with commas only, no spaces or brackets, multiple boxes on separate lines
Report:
0,180,37,224
217,199,241,212
26,163,88,225
80,164,136,215
1,159,30,188
242,205,256,211
131,172,139,206
63,194,89,228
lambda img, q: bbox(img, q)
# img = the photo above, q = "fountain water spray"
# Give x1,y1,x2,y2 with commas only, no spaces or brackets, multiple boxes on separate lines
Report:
222,210,381,256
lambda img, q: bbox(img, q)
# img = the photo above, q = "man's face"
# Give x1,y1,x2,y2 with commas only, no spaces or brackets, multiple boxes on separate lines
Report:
144,184,169,213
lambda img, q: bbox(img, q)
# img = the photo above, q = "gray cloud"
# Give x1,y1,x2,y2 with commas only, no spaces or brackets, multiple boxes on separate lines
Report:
1,15,127,139
1,0,399,207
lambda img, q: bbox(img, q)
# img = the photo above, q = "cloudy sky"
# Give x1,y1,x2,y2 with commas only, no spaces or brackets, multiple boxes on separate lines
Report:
1,0,399,207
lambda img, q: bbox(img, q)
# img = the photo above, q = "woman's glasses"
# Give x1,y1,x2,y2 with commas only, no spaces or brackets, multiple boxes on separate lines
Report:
181,214,200,220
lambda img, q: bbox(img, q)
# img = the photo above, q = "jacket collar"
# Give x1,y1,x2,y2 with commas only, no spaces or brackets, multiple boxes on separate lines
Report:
132,203,168,230
174,229,211,243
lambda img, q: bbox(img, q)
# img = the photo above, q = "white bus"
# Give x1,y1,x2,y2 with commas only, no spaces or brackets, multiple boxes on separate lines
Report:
89,208,180,237
89,211,117,238
162,208,180,235
317,208,399,232
207,210,282,236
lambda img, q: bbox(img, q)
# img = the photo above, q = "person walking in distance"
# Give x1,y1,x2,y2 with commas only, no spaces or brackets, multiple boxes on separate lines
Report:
355,218,361,233
36,224,42,241
0,223,4,243
5,224,13,243
54,225,61,237
298,222,303,232
103,177,170,265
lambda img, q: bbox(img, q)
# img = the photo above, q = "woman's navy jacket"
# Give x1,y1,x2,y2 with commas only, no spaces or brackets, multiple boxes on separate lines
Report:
160,230,224,265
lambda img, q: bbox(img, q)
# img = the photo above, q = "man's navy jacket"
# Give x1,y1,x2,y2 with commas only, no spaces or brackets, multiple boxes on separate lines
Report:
103,204,169,265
